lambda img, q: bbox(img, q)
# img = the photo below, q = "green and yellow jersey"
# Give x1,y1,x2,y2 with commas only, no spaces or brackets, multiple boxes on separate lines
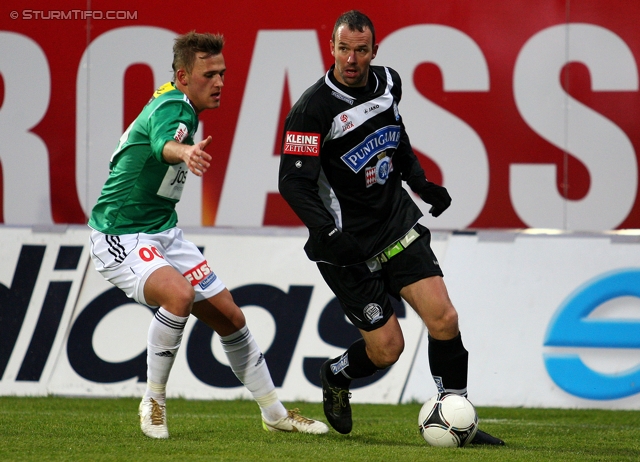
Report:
89,82,198,235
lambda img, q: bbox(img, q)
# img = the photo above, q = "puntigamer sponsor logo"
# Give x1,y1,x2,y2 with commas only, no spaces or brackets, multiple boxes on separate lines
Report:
283,131,320,156
341,125,401,173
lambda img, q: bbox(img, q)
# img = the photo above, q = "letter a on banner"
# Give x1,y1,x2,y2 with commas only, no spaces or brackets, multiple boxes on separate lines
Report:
216,30,325,226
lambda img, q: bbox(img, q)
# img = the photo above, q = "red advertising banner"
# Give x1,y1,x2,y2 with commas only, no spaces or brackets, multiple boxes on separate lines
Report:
1,0,639,230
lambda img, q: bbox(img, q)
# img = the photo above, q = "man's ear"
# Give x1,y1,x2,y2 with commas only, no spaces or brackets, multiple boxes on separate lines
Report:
330,40,336,57
176,68,189,86
372,43,379,60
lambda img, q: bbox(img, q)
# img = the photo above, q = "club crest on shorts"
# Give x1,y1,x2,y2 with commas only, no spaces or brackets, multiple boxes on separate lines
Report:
363,303,383,324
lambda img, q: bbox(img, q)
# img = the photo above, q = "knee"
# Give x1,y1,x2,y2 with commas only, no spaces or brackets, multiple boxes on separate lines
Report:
166,283,195,315
225,305,246,330
368,338,404,369
177,285,196,307
442,309,459,330
429,307,459,340
192,290,247,335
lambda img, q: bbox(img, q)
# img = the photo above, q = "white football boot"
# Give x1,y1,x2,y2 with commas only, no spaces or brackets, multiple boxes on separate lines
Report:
139,397,169,439
262,408,329,434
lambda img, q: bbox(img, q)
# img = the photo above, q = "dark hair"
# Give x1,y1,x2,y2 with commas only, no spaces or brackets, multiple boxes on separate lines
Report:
172,31,225,79
332,10,376,46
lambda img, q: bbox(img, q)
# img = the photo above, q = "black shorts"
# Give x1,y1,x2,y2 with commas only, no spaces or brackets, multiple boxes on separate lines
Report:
316,224,443,331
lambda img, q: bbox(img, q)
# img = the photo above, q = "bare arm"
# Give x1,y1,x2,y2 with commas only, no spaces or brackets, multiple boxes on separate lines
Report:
162,136,212,176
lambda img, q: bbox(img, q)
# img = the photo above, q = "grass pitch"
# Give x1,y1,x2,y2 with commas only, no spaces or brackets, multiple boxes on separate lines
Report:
0,397,639,461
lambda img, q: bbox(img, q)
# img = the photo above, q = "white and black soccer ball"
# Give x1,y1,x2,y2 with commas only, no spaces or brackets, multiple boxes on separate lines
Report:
418,393,478,447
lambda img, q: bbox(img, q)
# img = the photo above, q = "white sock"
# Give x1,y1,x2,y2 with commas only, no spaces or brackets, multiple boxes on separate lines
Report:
220,325,287,421
144,307,188,403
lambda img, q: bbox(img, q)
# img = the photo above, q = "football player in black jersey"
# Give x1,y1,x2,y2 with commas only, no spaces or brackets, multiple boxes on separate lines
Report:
278,10,503,445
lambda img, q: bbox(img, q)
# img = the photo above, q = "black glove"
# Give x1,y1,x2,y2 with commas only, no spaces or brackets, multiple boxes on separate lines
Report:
417,181,451,217
321,227,366,265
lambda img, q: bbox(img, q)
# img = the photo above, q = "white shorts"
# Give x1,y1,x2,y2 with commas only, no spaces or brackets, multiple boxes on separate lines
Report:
89,227,225,307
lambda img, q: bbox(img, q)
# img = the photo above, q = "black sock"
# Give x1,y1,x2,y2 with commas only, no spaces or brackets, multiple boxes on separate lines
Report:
328,338,380,387
428,332,468,396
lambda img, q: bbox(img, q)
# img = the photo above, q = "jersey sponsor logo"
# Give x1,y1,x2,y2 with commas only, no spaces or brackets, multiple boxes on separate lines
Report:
342,121,354,132
364,104,379,114
341,114,355,132
283,131,320,156
174,123,189,143
184,261,217,289
157,164,188,200
341,125,401,173
340,113,354,132
169,168,188,186
365,154,393,187
331,90,354,105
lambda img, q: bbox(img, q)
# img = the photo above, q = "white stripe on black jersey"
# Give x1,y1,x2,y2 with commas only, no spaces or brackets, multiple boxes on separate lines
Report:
279,65,427,265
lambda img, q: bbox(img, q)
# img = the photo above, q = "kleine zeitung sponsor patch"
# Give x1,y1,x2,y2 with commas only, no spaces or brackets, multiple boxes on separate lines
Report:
283,131,320,156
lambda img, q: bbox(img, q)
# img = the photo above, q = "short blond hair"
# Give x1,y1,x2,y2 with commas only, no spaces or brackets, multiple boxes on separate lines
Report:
172,31,225,80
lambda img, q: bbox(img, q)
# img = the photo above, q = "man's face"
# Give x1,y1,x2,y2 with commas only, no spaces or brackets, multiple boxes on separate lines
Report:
330,24,378,87
179,52,226,113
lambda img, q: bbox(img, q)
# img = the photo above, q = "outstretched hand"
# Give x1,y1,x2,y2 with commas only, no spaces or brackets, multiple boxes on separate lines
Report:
186,136,213,176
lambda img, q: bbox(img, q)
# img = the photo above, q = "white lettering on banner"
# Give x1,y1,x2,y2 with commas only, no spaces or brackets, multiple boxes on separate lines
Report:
512,24,638,231
74,26,203,226
377,25,490,229
2,19,640,230
0,32,53,224
216,30,325,226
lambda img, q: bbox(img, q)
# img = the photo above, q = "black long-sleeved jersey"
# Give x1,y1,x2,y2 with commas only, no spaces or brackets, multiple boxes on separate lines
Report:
278,65,429,265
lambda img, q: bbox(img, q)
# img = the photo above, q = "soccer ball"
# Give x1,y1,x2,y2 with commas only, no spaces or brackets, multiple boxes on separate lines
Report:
418,393,478,447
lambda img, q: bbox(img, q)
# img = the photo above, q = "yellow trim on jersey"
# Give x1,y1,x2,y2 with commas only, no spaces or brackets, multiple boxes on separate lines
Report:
153,82,176,99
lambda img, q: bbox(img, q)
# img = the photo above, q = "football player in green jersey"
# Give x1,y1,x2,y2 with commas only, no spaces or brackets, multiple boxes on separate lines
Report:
89,31,328,439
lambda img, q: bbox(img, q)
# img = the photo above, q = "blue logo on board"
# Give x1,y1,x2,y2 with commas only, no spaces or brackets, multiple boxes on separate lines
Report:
544,268,640,400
